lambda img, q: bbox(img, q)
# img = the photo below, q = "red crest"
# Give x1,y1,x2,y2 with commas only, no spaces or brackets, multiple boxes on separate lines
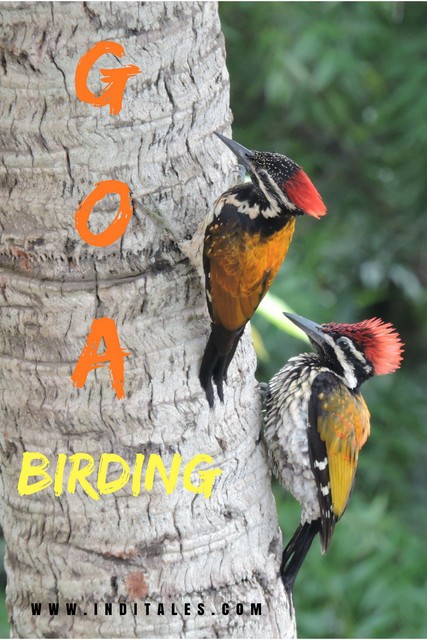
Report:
285,168,327,219
323,318,404,375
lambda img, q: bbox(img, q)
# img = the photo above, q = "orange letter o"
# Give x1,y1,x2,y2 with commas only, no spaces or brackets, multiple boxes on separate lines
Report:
74,180,133,247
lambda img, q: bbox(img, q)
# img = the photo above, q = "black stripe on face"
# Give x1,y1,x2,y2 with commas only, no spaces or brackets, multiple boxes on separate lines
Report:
326,334,373,386
248,154,304,216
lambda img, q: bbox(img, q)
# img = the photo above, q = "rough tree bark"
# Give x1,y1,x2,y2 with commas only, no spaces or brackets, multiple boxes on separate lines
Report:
0,2,294,637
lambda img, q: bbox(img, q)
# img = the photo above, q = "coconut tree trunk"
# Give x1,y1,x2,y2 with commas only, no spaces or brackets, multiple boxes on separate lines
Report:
0,2,294,637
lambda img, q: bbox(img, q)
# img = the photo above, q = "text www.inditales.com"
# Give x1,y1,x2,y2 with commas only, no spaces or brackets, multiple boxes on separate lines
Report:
31,602,262,617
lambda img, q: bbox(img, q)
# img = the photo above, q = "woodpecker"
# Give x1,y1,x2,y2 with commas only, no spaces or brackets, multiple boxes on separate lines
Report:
264,312,404,591
199,133,326,407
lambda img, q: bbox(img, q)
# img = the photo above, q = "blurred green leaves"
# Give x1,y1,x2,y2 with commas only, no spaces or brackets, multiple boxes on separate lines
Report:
220,2,427,637
257,292,310,342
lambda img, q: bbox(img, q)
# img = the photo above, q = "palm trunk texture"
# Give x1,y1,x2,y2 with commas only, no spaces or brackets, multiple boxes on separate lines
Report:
0,2,294,637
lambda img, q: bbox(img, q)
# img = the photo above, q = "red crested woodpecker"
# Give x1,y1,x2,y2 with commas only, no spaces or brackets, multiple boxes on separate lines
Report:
264,312,404,591
199,133,326,407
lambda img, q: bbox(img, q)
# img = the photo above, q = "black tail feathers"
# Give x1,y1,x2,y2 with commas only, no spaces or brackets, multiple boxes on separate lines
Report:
280,520,321,593
199,323,244,407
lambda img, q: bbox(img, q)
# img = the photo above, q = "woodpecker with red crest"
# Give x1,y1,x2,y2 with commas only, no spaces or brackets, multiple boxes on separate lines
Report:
199,133,326,407
264,312,404,591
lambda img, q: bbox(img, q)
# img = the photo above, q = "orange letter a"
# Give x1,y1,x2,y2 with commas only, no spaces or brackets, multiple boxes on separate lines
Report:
71,318,130,399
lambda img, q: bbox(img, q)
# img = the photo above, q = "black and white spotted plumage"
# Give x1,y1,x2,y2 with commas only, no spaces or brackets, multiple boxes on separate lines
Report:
264,312,403,591
265,354,333,532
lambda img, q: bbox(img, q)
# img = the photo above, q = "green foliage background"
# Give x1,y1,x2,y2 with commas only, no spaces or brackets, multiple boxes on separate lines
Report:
219,2,427,638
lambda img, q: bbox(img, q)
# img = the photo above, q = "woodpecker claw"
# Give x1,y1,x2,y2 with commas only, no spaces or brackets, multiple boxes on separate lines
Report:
258,382,270,400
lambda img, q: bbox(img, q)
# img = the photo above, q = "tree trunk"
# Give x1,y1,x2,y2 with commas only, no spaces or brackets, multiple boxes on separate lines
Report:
0,2,294,637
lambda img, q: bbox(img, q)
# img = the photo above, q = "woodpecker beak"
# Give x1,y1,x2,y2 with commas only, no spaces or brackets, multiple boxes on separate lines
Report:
214,132,253,171
283,312,327,347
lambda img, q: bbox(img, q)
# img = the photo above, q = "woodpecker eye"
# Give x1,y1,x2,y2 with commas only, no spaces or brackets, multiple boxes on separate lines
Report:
336,337,349,349
334,334,369,371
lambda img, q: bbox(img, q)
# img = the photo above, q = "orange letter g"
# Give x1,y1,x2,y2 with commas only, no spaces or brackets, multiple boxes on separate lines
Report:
75,41,141,115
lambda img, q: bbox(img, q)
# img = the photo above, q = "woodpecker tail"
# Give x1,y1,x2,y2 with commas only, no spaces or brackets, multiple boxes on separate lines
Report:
199,323,244,407
280,520,321,593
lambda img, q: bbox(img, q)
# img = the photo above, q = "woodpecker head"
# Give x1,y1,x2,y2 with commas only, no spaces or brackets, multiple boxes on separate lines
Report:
215,132,326,219
284,312,404,390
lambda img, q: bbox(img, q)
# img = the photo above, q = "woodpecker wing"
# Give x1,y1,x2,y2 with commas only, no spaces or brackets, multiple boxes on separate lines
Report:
308,371,371,552
204,191,296,331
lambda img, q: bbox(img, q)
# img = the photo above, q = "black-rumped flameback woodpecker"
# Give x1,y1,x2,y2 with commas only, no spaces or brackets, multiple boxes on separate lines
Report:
264,312,404,591
199,133,327,407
